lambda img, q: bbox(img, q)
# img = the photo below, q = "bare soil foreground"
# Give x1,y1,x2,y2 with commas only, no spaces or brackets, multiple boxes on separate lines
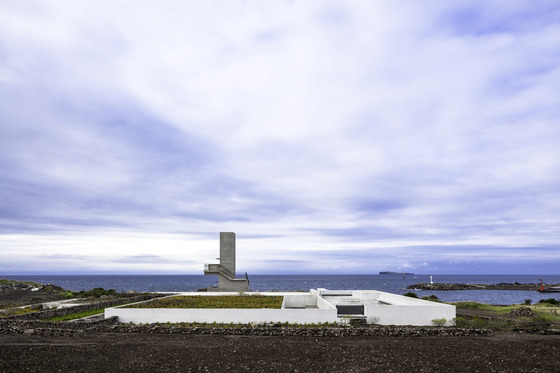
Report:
1,332,559,372
2,281,559,372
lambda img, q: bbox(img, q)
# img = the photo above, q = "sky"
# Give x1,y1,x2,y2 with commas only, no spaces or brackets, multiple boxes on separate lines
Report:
1,1,559,275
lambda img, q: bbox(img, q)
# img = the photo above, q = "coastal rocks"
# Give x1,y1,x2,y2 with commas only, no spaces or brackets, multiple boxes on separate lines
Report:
0,281,65,294
407,283,473,291
407,282,546,291
508,307,535,317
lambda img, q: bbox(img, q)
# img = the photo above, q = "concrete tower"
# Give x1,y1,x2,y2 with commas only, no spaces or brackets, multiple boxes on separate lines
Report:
203,232,249,291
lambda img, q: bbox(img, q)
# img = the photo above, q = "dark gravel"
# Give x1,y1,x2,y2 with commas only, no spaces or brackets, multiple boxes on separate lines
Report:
1,332,559,372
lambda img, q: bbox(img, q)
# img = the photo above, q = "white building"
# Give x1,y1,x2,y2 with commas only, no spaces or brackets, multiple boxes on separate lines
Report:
106,288,455,326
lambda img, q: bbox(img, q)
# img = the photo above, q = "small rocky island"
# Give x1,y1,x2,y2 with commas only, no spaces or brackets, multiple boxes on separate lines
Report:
406,282,559,291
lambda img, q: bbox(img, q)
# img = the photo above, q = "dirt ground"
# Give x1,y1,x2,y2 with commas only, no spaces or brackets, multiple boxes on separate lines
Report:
2,282,559,372
1,332,559,372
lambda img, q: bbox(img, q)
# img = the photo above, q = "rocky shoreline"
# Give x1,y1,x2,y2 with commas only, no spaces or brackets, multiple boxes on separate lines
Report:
406,282,557,291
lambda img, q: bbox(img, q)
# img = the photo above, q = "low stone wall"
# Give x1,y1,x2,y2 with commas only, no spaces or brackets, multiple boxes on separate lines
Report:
3,295,157,320
0,317,119,336
104,324,492,337
0,318,492,337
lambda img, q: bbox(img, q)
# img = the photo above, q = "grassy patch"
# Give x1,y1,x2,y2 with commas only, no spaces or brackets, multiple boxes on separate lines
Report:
45,300,148,321
452,301,495,310
455,316,514,330
44,308,105,321
454,300,560,332
451,302,517,314
529,303,560,322
125,295,284,309
0,306,39,317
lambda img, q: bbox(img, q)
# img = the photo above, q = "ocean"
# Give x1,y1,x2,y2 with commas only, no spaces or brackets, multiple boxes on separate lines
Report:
3,274,560,305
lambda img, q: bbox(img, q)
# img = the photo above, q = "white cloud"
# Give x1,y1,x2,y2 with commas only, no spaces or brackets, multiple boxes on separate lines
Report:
1,1,559,274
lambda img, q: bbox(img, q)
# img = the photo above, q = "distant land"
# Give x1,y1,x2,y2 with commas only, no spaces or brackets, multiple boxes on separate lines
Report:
379,272,414,275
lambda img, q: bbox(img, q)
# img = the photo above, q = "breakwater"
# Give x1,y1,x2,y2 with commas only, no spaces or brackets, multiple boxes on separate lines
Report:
406,283,557,291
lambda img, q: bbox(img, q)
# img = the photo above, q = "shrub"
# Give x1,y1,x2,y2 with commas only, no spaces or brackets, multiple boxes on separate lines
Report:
453,301,485,309
431,318,447,326
524,299,532,305
421,294,439,302
538,298,559,305
403,292,418,298
74,287,117,298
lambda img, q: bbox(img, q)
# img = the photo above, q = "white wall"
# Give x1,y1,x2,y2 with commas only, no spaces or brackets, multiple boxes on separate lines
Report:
106,307,338,324
365,303,456,326
105,290,456,326
282,294,317,308
316,295,336,310
320,290,456,326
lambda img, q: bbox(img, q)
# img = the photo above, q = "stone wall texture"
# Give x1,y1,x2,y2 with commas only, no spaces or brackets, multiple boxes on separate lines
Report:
0,317,494,337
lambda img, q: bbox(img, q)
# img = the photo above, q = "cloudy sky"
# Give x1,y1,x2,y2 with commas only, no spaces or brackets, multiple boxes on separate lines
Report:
1,1,559,275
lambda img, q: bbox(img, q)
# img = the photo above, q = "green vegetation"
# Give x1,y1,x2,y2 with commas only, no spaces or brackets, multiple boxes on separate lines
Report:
421,294,440,302
451,301,517,313
538,298,559,305
125,295,284,309
453,301,560,317
404,292,441,302
44,308,105,321
452,301,487,309
455,316,511,330
453,300,560,332
455,315,551,331
46,300,144,321
431,318,447,326
403,292,418,298
0,306,39,317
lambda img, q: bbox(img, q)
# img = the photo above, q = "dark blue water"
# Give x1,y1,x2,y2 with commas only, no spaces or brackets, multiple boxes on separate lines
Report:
3,274,560,305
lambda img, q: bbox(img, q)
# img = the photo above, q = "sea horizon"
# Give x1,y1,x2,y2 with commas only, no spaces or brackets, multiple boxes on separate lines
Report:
3,272,559,276
3,273,559,305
